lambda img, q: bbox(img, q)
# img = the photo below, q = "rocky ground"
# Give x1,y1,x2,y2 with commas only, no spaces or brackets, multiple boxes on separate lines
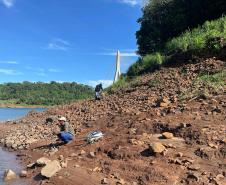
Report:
0,56,225,185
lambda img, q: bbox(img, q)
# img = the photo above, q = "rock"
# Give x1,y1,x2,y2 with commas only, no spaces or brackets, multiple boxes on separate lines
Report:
64,171,70,177
4,169,17,181
27,163,35,168
159,97,171,107
88,151,95,158
212,174,226,185
5,140,13,148
80,150,86,155
129,139,144,146
188,164,201,171
36,157,51,166
101,178,109,184
160,102,169,107
176,152,183,157
58,155,64,161
60,160,68,168
187,172,199,181
41,160,61,178
19,170,28,178
69,153,78,157
162,132,174,139
128,128,137,135
0,138,4,144
93,167,101,172
117,178,126,185
149,142,166,154
208,143,218,149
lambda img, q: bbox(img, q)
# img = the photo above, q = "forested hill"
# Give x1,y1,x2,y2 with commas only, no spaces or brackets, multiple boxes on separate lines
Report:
0,81,94,106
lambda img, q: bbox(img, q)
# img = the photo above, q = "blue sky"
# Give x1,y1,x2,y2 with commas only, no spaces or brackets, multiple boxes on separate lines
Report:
0,0,142,87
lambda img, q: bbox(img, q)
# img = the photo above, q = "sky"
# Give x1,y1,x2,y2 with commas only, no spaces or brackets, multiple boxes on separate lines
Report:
0,0,142,87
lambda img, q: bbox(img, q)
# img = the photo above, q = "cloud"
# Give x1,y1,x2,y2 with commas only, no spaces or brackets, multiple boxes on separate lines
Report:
118,0,142,6
44,38,71,51
0,61,18,64
1,0,14,8
0,68,22,75
48,68,61,73
87,80,113,88
25,66,61,76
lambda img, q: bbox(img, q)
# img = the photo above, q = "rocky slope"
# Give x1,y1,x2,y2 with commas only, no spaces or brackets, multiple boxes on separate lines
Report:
0,56,225,185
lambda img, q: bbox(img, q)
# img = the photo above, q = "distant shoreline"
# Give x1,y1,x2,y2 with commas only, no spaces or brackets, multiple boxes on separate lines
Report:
0,104,48,109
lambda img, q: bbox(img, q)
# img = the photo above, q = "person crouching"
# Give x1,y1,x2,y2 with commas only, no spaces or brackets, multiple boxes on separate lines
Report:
57,116,74,144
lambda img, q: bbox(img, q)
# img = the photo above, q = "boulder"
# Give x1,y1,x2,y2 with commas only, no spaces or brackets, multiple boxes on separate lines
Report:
101,178,109,184
36,157,51,166
88,152,95,158
149,142,166,154
41,160,61,178
162,132,174,139
4,169,17,181
19,170,28,178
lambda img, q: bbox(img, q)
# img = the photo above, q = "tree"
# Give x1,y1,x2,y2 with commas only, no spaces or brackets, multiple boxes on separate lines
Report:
136,0,226,56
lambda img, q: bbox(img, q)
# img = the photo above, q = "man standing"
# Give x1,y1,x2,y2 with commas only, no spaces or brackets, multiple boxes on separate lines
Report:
57,116,74,144
95,83,103,100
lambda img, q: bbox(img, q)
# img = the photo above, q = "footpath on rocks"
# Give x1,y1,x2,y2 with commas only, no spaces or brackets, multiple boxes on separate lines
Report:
0,56,225,185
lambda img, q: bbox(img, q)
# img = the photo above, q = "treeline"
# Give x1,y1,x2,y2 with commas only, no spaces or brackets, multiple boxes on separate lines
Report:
137,0,226,55
0,81,94,105
125,0,226,77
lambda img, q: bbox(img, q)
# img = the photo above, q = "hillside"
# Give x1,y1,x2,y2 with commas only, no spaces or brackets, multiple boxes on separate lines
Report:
0,82,94,106
0,51,225,184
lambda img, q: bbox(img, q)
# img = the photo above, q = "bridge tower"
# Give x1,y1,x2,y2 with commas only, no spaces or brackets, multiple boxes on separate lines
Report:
114,50,121,83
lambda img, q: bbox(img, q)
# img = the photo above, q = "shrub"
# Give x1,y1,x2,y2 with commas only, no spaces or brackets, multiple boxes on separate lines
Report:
127,53,165,77
165,16,226,52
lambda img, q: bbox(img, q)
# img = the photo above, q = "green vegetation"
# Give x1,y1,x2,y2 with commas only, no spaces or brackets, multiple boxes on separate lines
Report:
148,79,161,88
179,71,226,100
197,71,226,88
137,0,226,55
127,16,226,78
0,81,94,106
110,0,226,91
107,76,141,93
127,53,165,77
166,16,226,53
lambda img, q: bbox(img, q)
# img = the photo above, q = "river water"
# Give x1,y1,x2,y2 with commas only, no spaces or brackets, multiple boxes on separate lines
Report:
0,108,46,185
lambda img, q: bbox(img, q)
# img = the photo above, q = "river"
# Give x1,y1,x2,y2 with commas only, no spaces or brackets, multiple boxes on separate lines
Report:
0,108,46,185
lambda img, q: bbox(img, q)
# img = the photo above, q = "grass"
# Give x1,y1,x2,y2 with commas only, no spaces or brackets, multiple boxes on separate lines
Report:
127,52,166,77
148,79,161,87
127,16,226,78
106,76,141,93
179,71,226,100
165,16,226,53
197,71,226,88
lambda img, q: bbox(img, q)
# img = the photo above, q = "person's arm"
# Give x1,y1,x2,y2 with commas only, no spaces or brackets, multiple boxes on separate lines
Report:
64,122,70,132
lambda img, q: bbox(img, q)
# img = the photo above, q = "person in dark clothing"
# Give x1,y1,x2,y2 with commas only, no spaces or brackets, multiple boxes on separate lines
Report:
95,83,103,100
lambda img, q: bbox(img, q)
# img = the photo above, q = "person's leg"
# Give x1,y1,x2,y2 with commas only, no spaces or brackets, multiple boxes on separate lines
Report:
59,132,73,143
96,92,101,100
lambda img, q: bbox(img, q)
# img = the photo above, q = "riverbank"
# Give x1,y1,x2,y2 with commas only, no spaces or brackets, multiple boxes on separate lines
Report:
0,103,49,108
0,58,225,185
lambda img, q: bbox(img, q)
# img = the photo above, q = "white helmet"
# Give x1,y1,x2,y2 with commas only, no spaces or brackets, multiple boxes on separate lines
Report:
58,116,67,122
